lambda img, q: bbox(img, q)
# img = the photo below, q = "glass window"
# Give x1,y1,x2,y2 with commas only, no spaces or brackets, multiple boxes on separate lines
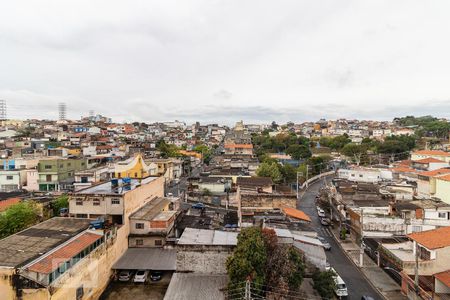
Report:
136,239,143,246
76,200,83,206
93,199,100,206
45,165,52,169
438,212,447,218
135,223,144,229
111,199,120,205
6,175,13,180
155,240,162,246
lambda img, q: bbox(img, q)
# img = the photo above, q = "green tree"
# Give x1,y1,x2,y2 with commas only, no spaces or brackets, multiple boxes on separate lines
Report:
279,164,297,184
341,143,368,166
312,270,336,299
227,227,267,289
193,144,213,164
286,144,311,160
52,195,69,216
256,162,283,183
0,201,39,238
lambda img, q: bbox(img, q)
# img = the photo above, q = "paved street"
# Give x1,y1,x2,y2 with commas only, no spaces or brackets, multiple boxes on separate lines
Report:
298,179,383,300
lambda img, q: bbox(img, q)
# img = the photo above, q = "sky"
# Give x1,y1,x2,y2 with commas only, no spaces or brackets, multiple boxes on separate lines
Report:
1,0,450,124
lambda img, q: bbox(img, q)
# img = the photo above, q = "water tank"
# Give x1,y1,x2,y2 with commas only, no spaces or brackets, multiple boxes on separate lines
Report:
111,179,119,188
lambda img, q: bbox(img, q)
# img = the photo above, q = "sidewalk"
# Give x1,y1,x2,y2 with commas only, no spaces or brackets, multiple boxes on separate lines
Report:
329,227,407,300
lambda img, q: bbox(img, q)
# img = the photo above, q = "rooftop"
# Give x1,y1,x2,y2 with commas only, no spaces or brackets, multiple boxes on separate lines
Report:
237,177,273,187
129,197,171,220
177,228,238,246
282,207,311,222
112,248,176,270
418,168,450,178
435,270,450,288
163,273,227,300
413,150,450,157
77,176,158,195
0,218,91,268
408,226,450,250
27,231,103,274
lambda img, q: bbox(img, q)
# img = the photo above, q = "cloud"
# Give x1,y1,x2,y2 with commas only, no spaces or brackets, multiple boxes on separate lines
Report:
0,1,449,123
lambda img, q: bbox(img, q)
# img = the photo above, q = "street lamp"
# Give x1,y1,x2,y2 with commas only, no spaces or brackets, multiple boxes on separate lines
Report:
296,172,303,199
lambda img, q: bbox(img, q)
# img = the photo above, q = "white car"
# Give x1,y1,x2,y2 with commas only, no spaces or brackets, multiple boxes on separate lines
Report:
318,209,326,218
133,270,149,283
118,270,133,282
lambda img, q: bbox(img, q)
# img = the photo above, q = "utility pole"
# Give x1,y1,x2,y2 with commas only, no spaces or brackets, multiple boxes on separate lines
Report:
414,242,420,299
360,208,364,267
305,165,310,188
296,172,303,199
245,279,251,300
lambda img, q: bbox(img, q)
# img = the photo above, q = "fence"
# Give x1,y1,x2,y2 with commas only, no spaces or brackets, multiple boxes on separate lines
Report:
300,170,335,190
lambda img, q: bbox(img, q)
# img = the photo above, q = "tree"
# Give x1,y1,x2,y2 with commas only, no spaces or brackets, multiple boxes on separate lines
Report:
0,201,39,238
312,270,336,299
341,143,367,166
279,164,297,184
286,144,311,160
52,195,69,216
227,227,267,289
193,144,212,164
256,162,283,183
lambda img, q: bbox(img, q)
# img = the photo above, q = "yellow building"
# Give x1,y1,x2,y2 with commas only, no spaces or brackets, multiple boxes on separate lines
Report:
114,154,157,179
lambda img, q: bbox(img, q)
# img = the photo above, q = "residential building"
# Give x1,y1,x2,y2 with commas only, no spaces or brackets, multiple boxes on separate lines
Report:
37,158,88,191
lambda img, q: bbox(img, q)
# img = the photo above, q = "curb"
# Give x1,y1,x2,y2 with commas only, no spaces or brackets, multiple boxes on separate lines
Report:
329,229,387,300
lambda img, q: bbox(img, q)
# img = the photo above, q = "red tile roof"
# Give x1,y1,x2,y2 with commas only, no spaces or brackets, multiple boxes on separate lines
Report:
224,144,253,149
0,198,21,212
418,168,450,178
27,232,103,274
413,157,446,164
408,226,450,250
391,167,417,173
437,174,450,182
282,207,311,222
435,270,450,288
413,150,450,157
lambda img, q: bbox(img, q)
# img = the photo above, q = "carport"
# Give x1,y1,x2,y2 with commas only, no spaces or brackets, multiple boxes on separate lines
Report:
113,248,176,271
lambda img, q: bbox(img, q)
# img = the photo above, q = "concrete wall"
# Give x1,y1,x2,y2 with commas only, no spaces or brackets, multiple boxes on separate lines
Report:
176,245,233,274
240,193,297,210
435,178,450,204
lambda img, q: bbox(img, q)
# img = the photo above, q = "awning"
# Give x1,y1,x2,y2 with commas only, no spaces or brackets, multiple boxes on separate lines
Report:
112,248,176,270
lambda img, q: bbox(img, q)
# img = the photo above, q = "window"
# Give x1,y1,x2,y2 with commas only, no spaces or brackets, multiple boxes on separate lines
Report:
93,199,100,206
68,163,72,167
359,175,363,178
135,223,144,229
412,226,422,233
45,165,52,169
418,246,431,260
76,286,84,300
351,174,355,177
46,175,52,181
155,240,162,246
6,175,13,180
136,239,143,246
111,198,120,205
76,199,83,206
438,212,447,218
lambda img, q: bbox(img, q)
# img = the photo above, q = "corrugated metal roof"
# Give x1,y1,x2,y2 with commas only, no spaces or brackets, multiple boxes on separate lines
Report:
163,273,227,300
112,248,176,270
177,228,237,246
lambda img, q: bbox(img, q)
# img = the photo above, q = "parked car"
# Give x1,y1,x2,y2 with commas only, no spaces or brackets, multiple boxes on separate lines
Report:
361,296,375,300
318,237,331,251
317,209,326,218
133,270,149,283
192,202,205,209
150,271,163,281
320,217,331,226
166,192,173,197
118,270,133,282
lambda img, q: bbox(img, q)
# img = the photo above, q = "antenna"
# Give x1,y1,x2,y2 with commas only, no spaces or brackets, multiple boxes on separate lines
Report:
58,102,67,120
0,100,6,121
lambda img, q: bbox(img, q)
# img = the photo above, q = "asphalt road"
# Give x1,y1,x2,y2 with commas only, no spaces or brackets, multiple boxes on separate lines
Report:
298,179,382,300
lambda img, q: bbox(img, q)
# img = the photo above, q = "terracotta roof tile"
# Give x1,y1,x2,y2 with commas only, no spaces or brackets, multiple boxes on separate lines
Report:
0,198,21,212
224,144,253,149
413,157,446,164
408,226,450,250
418,168,450,178
282,207,311,222
27,232,103,274
412,150,450,157
435,270,450,288
437,174,450,182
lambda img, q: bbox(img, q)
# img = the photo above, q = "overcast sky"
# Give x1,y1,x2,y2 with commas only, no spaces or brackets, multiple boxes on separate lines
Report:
1,1,450,124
